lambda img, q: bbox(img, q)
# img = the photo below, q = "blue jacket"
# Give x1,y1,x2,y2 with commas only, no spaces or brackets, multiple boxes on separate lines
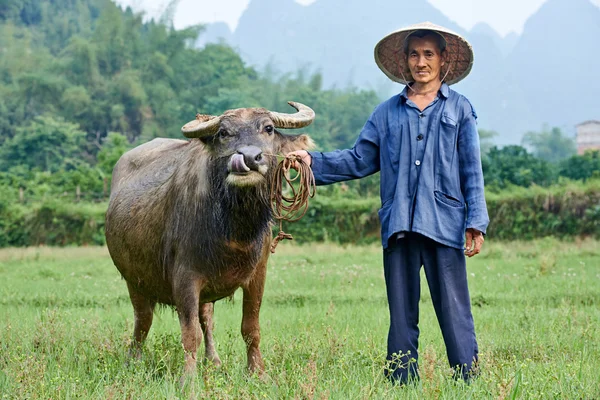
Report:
309,84,489,249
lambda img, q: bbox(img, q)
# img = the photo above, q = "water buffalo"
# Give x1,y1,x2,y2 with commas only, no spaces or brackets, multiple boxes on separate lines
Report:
105,102,315,377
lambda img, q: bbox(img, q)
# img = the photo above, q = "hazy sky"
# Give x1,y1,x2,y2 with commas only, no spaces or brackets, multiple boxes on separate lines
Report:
117,0,600,37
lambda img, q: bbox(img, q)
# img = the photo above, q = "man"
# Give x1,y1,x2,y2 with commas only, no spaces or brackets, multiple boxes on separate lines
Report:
289,22,489,383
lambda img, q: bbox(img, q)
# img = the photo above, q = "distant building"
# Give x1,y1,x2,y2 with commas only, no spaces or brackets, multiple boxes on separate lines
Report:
576,120,600,155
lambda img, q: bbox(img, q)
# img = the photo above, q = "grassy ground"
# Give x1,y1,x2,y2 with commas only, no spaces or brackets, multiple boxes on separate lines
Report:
0,239,599,399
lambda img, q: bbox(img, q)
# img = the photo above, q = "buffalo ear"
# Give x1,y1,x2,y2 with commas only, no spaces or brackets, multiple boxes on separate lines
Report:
278,133,315,154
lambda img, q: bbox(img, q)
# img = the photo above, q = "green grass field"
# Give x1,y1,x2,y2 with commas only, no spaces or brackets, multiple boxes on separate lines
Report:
1,239,599,399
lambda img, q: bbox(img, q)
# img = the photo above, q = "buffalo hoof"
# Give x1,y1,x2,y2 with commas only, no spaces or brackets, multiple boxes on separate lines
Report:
247,361,266,380
124,344,143,367
127,346,143,361
204,355,222,368
249,368,268,382
179,368,197,388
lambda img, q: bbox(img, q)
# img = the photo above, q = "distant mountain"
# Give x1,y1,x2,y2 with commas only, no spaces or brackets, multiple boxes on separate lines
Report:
458,27,537,144
195,0,600,144
508,0,600,137
501,32,519,58
231,0,463,90
225,0,519,141
470,22,518,57
196,22,232,48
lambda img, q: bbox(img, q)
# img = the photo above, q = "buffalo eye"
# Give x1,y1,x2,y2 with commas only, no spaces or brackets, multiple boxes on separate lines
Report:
217,129,229,139
264,125,274,135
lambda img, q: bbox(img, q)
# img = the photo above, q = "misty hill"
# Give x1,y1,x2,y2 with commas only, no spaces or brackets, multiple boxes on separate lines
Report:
196,21,232,47
507,0,600,138
231,0,461,91
470,22,518,57
196,0,600,144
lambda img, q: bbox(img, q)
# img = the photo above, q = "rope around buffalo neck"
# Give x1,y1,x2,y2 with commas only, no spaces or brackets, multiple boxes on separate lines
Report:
269,154,316,253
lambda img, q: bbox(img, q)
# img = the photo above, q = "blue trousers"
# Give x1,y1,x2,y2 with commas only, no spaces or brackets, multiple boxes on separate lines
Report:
383,233,479,383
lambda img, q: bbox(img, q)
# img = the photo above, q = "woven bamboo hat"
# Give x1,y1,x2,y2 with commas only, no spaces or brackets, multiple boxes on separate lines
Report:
374,21,474,85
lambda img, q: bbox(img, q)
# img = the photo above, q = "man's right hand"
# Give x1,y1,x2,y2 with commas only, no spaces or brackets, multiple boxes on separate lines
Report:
286,150,312,170
464,228,484,257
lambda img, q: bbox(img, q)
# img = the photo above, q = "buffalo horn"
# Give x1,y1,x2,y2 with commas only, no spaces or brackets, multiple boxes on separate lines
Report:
181,114,222,138
269,101,315,129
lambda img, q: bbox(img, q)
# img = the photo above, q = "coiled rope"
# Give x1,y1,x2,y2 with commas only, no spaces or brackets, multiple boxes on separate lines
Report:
269,154,316,253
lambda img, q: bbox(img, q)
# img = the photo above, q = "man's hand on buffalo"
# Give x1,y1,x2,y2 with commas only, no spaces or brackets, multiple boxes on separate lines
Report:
464,228,484,257
286,150,312,170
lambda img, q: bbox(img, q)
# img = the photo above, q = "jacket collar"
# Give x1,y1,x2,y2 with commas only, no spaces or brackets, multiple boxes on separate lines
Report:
400,82,449,103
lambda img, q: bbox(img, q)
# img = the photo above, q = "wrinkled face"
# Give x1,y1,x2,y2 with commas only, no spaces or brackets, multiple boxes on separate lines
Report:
203,109,312,187
406,35,446,85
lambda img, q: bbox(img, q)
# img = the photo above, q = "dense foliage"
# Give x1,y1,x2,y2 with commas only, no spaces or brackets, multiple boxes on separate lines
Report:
0,0,381,205
2,179,599,247
522,126,577,163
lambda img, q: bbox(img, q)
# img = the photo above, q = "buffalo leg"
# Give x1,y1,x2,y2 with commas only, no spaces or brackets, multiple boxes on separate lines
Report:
199,302,222,366
126,282,156,358
174,275,204,376
241,257,267,374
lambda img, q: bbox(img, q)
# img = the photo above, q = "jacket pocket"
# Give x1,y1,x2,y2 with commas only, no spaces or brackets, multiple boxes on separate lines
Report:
378,200,393,248
434,190,463,208
438,114,458,168
441,113,457,129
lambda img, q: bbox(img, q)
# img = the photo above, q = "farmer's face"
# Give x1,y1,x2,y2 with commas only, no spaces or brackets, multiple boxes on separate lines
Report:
406,35,446,85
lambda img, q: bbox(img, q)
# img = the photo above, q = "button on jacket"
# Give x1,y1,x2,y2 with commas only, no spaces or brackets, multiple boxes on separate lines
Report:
308,83,489,249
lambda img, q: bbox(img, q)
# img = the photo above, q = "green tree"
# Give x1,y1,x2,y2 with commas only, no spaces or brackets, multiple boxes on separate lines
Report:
0,0,24,21
522,126,576,163
97,132,130,176
61,37,100,86
559,150,600,181
91,1,140,76
108,70,148,142
482,145,556,189
0,115,89,173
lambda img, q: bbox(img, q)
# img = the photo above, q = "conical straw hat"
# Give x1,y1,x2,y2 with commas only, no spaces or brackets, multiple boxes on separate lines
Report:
374,21,474,85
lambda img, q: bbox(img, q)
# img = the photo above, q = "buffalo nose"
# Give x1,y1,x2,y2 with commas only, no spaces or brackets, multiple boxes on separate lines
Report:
237,145,264,171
